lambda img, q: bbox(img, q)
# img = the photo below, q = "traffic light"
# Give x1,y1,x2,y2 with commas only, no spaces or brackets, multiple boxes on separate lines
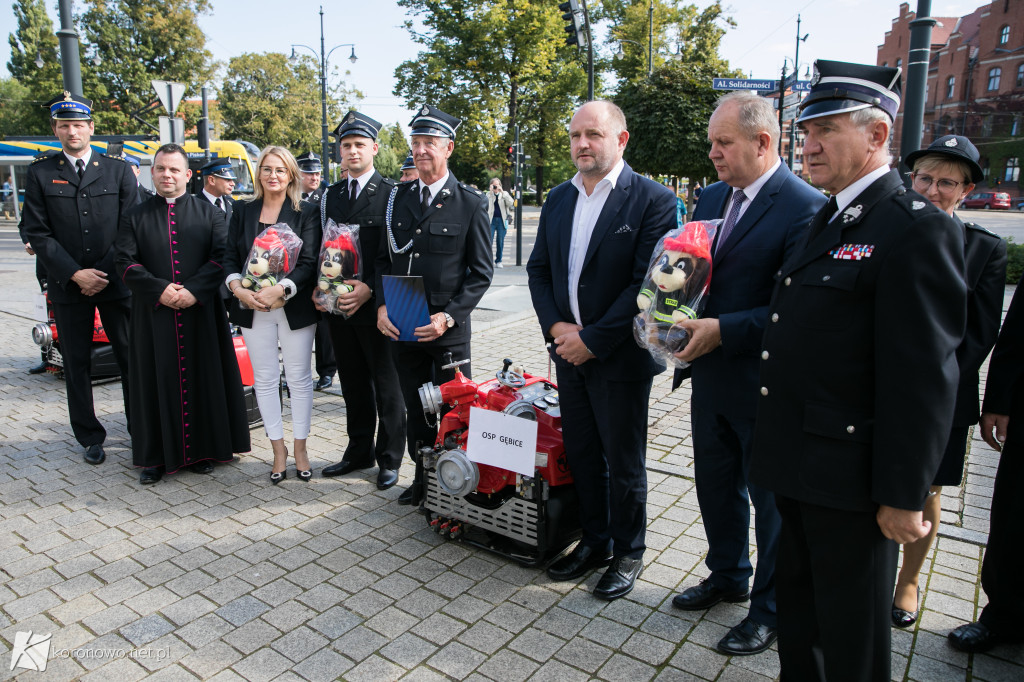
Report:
558,0,586,48
507,145,516,164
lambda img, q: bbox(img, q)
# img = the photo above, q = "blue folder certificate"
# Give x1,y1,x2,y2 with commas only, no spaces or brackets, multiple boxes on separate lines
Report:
382,275,431,342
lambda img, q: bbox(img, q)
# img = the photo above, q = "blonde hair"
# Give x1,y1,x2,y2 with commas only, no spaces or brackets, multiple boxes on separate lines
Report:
912,154,973,186
253,146,302,211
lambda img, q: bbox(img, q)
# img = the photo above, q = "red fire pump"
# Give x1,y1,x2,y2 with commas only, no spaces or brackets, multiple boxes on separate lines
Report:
416,356,581,565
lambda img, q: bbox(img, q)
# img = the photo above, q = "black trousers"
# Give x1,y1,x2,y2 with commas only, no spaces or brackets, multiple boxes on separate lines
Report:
393,341,471,462
774,495,897,682
314,317,337,378
555,363,652,559
51,298,132,447
979,439,1024,636
326,320,406,470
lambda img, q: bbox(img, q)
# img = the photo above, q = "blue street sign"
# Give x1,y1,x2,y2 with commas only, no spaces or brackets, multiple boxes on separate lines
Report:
712,78,812,92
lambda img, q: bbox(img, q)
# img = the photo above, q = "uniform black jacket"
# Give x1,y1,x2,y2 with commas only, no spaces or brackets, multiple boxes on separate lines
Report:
319,170,395,326
223,197,321,331
983,273,1024,442
23,151,139,303
375,173,492,345
749,170,967,513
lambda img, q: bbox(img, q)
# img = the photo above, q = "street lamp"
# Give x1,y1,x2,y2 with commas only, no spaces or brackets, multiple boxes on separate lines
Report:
290,4,357,175
616,39,651,78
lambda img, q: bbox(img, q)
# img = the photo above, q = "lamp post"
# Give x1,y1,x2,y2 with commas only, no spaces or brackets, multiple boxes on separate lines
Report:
291,5,357,175
616,39,651,78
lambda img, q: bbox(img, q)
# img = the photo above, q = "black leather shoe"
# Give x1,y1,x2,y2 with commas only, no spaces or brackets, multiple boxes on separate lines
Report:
84,443,105,465
397,486,415,505
139,467,163,485
672,577,750,611
717,617,777,655
892,586,919,629
377,468,399,490
594,556,643,600
28,361,48,375
189,461,214,474
315,374,334,391
948,622,1010,653
322,460,373,477
547,543,614,581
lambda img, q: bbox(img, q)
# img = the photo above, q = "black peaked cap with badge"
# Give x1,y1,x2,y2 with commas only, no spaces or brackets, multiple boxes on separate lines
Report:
199,159,238,180
797,59,902,123
333,111,382,141
400,154,415,171
409,105,461,139
904,135,984,184
44,92,93,120
295,152,323,174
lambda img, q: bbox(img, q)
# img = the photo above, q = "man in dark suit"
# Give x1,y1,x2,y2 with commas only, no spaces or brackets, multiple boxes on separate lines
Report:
123,153,155,204
669,91,825,655
748,60,967,680
196,159,236,223
376,105,492,505
948,277,1024,653
295,151,335,390
317,111,405,490
23,92,138,464
297,151,327,203
527,100,675,600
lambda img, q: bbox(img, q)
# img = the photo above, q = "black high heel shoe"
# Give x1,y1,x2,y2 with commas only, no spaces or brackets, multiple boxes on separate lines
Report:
270,469,287,485
296,468,312,482
891,586,919,628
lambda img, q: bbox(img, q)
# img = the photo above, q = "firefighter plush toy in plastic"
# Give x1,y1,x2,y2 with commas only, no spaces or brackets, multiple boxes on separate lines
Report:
313,220,361,316
634,219,718,367
240,224,302,292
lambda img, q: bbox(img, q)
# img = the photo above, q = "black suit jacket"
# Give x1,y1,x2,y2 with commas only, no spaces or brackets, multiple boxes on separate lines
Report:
223,197,321,330
527,162,676,381
375,173,492,345
982,273,1024,442
320,170,395,326
749,170,967,513
195,190,234,225
953,217,1007,426
23,151,139,303
671,163,825,415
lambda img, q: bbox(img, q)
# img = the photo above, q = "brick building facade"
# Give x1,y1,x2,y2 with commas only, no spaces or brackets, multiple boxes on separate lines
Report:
878,1,1024,193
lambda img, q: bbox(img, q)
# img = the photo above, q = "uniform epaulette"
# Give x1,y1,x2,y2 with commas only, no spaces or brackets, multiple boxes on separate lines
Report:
893,189,939,219
964,221,1000,238
31,151,58,163
102,153,127,162
458,182,482,196
379,176,397,187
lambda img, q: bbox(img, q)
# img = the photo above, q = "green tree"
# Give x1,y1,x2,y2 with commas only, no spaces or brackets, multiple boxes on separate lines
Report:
218,52,358,150
6,0,63,134
394,0,586,186
77,0,215,133
376,122,407,181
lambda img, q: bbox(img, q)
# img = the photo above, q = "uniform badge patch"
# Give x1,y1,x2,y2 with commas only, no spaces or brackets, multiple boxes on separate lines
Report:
911,200,926,210
945,138,958,147
841,204,862,224
830,244,874,260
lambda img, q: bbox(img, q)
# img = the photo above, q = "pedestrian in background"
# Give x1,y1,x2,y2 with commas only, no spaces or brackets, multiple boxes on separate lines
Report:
892,134,1007,628
224,146,321,484
487,177,514,267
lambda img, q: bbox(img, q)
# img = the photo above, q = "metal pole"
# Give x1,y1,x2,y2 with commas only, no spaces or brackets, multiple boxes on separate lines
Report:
788,14,805,170
201,86,211,162
8,165,21,223
319,6,331,173
514,124,523,266
899,0,936,185
647,0,653,78
56,0,83,96
777,63,787,157
581,0,594,100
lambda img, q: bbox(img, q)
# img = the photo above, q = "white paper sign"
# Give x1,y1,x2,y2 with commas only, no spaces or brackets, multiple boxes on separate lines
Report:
33,293,47,322
466,406,538,477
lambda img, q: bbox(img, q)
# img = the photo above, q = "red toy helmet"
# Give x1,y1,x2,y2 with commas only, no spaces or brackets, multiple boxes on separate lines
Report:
253,228,289,271
323,232,358,274
663,221,713,263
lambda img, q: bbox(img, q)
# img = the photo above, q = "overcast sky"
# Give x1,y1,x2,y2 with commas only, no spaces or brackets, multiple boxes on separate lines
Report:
0,0,986,132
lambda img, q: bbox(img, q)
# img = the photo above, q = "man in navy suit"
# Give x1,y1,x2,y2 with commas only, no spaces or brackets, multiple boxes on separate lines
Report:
670,91,825,655
527,100,675,600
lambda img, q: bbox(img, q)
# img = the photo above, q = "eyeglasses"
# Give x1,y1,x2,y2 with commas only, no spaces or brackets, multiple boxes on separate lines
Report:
260,166,289,177
911,173,963,194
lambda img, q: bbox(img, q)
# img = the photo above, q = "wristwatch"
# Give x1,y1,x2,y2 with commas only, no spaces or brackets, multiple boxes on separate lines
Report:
281,282,294,299
442,312,454,328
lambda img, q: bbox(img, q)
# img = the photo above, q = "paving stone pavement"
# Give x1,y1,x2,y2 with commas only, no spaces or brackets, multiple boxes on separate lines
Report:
1,226,1023,680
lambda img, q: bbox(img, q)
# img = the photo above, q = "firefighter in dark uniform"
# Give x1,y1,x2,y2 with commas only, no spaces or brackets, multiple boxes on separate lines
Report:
196,158,236,223
317,111,406,489
376,105,493,505
296,151,335,389
23,92,138,464
399,153,418,182
122,153,155,204
747,61,967,681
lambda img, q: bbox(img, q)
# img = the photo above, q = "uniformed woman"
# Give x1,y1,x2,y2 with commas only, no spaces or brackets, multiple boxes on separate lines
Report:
892,135,1008,627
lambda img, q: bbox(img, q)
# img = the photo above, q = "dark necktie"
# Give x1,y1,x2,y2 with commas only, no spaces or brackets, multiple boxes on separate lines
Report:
76,158,85,179
350,178,359,203
420,185,431,213
715,189,745,256
216,196,225,212
808,196,839,238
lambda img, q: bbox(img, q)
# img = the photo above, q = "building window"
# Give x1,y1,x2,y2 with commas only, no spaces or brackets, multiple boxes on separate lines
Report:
946,75,956,98
1018,63,1024,87
999,25,1010,45
1006,157,1020,183
988,67,1002,91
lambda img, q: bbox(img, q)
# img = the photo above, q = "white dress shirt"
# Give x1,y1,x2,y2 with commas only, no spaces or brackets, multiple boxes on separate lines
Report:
832,164,891,220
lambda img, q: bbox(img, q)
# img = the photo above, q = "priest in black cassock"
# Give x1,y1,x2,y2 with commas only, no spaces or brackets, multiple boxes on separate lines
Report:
115,143,250,484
